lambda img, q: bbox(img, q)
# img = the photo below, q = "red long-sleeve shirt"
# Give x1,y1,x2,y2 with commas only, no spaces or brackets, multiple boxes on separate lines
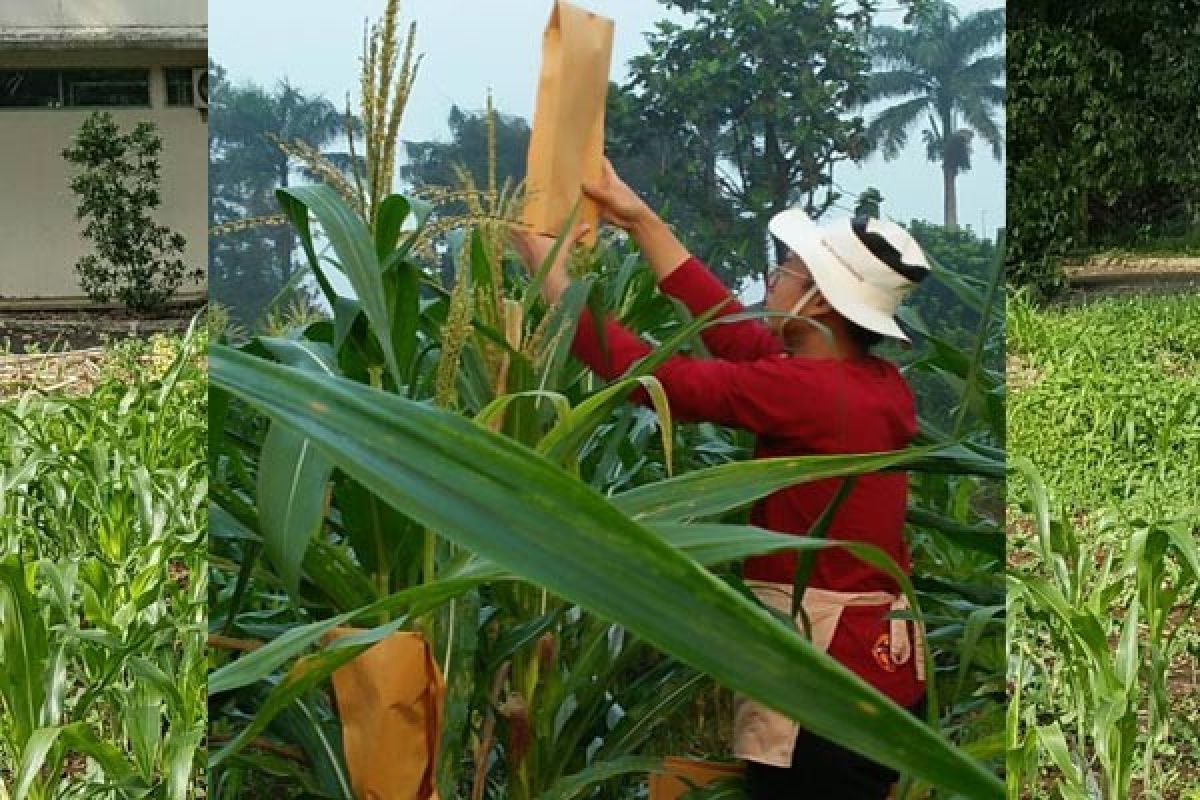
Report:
571,256,923,705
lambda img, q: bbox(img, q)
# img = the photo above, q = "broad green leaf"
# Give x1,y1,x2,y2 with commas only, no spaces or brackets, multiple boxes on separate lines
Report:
0,558,48,747
614,448,938,521
12,727,61,800
279,184,404,386
540,755,664,800
210,346,1003,798
256,337,339,595
375,193,412,259
257,425,333,596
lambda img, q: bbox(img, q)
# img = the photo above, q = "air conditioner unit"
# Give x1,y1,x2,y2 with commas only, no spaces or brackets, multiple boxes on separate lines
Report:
192,67,208,110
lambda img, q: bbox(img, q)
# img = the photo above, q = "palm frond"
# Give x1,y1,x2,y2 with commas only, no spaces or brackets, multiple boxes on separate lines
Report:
862,69,932,104
956,94,1004,161
865,95,932,160
868,26,920,69
956,54,1006,88
948,8,1005,62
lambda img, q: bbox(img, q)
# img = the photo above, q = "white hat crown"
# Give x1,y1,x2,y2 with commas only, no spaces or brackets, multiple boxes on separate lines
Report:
767,210,931,341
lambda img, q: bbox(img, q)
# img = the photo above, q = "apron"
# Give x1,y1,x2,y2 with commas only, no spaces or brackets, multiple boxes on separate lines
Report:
733,580,927,767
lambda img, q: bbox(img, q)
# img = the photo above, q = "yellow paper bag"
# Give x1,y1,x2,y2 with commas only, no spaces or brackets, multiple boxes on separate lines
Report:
324,629,445,800
648,757,744,800
522,0,614,246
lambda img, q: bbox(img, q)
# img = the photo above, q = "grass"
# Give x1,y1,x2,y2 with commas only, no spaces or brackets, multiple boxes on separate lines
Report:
0,326,207,799
1008,292,1200,517
1007,291,1200,798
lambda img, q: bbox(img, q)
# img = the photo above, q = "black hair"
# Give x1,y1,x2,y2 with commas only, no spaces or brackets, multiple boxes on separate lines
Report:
847,320,884,352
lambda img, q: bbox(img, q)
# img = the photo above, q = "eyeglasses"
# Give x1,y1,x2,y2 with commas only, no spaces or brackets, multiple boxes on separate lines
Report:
766,265,808,291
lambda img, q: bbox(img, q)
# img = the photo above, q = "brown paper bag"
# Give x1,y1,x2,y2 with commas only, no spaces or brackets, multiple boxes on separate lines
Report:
648,757,744,800
522,0,614,247
324,628,445,800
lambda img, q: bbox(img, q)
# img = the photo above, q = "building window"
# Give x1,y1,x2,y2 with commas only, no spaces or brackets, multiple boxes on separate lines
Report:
0,69,150,108
165,68,196,106
0,70,61,108
62,69,149,107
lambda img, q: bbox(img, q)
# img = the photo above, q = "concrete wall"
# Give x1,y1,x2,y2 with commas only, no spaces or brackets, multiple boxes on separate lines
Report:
0,1,205,30
0,49,207,306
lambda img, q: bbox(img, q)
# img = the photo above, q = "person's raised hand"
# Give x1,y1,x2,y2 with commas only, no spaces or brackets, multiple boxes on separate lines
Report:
582,158,654,231
508,222,591,303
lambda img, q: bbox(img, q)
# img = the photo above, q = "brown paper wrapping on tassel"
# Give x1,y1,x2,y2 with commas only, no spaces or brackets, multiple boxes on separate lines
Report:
522,0,614,247
324,628,445,800
648,757,744,800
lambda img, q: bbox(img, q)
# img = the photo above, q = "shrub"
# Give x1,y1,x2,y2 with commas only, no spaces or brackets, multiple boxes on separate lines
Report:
62,112,199,310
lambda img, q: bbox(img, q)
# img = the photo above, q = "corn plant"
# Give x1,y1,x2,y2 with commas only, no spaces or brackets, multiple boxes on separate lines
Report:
1007,459,1200,799
0,324,207,799
1008,289,1200,795
205,167,1008,798
206,0,1006,794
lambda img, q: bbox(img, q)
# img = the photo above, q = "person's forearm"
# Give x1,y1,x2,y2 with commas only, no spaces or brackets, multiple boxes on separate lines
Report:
629,213,691,283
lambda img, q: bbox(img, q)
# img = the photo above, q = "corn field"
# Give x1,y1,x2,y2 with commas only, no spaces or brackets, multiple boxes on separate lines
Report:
200,4,1007,797
204,175,1006,798
0,328,208,798
1007,293,1200,799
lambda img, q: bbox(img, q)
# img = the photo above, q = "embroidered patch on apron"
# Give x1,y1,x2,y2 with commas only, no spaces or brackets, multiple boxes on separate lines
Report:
872,632,897,672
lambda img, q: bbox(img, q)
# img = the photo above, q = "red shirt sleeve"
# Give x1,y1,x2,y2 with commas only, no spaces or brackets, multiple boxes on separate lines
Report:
658,256,783,362
571,306,802,434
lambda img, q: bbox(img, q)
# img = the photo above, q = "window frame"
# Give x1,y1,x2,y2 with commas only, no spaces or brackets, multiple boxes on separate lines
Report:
0,67,153,110
164,67,197,108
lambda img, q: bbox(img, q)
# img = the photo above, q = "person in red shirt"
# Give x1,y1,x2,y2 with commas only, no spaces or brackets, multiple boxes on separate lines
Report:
512,159,931,799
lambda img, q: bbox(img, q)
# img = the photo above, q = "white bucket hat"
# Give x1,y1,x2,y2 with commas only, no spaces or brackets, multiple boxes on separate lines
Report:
767,210,931,342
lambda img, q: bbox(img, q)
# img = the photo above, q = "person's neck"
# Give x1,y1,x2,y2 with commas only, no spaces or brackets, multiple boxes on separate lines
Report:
783,319,864,360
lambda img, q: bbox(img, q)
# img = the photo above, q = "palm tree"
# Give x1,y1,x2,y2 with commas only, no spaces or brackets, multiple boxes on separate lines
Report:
861,2,1004,230
209,66,357,322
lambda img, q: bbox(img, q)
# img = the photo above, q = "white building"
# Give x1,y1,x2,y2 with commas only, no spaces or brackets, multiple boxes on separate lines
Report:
0,1,207,309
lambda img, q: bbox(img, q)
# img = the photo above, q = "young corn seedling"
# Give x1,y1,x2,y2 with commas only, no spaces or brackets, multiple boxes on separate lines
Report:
1008,459,1200,800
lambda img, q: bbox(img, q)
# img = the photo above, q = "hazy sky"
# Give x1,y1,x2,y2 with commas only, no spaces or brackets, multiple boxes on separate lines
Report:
211,0,1004,238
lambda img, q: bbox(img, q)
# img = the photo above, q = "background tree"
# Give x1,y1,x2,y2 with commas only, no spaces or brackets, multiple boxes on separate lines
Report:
861,1,1004,231
614,0,874,288
62,112,196,311
209,62,355,325
400,104,531,213
1008,1,1200,293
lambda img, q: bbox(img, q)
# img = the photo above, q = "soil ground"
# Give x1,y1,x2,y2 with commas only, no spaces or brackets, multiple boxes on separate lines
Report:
0,304,201,396
0,305,200,354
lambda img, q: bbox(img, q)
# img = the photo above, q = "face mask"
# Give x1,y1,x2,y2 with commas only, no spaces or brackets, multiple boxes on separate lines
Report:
787,284,820,318
771,284,819,334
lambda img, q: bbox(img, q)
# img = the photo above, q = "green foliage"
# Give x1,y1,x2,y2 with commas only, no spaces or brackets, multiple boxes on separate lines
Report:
1007,293,1200,517
208,62,355,326
61,112,197,310
0,326,208,798
1007,294,1200,794
862,2,1005,229
1008,464,1199,799
611,0,874,287
1007,4,1200,292
905,219,997,342
400,105,531,210
207,180,1006,799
